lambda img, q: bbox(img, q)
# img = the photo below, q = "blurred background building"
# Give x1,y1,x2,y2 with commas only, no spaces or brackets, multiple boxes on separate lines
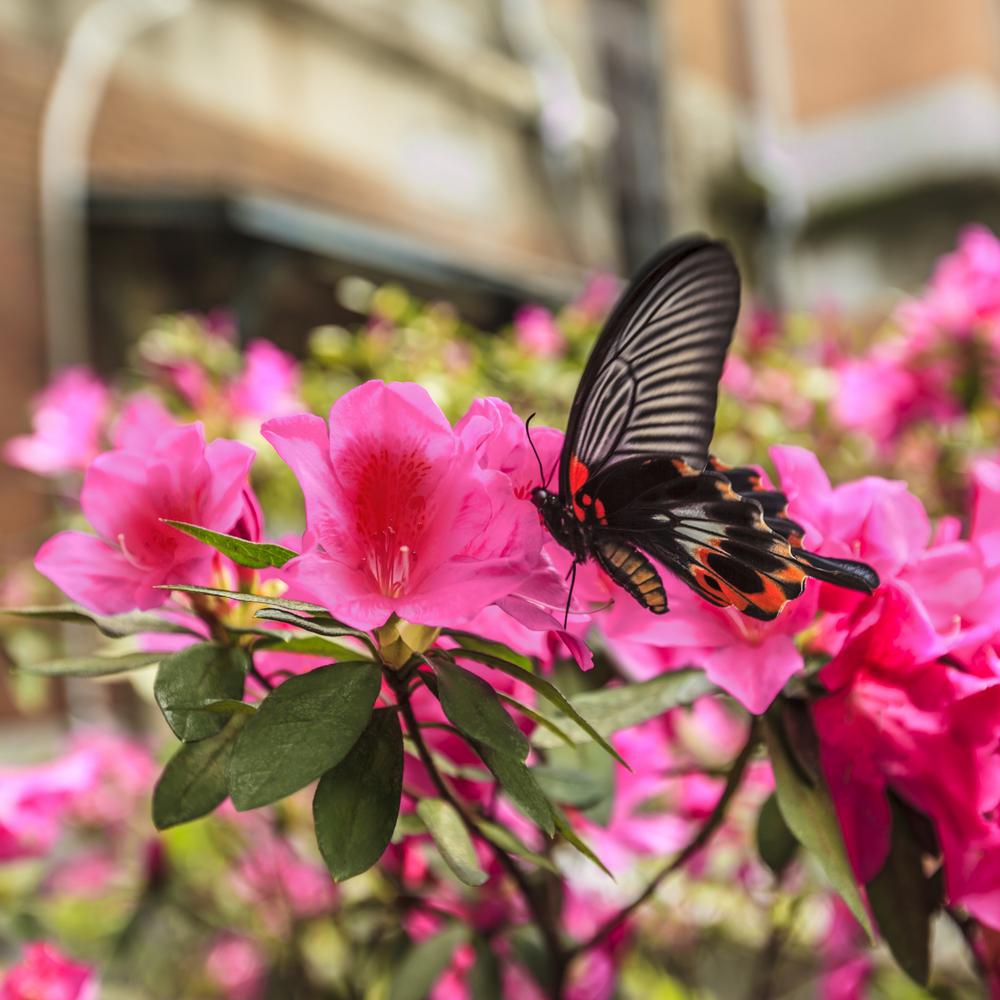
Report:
4,0,1000,547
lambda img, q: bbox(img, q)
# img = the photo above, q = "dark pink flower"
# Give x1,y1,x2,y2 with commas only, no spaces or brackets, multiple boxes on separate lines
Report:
263,382,542,630
814,583,1000,927
35,423,255,614
0,943,96,1000
3,368,109,477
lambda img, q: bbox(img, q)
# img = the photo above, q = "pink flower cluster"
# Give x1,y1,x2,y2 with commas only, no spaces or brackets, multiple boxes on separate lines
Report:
834,225,1000,446
0,943,96,1000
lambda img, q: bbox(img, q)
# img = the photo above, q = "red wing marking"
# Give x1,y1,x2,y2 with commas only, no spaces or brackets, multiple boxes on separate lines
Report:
569,455,590,521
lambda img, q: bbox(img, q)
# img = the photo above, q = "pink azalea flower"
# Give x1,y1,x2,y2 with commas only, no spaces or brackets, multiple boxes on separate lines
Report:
233,835,336,929
3,367,109,477
0,943,97,1000
770,444,929,595
263,382,542,630
571,273,621,321
512,306,566,359
110,393,177,452
35,423,255,614
897,224,1000,342
226,339,303,420
0,752,99,862
205,936,266,1000
602,575,817,714
814,583,1000,926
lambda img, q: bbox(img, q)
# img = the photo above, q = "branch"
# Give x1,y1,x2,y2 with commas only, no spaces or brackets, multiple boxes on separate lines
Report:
568,719,758,958
387,670,569,998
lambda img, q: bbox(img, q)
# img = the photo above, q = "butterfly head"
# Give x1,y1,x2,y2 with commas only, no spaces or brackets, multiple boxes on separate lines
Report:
530,486,560,512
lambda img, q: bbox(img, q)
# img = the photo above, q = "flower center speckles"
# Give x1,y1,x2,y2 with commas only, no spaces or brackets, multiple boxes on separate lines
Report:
348,441,433,598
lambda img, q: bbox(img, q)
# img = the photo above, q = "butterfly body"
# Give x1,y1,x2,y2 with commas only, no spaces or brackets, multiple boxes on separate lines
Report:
537,235,880,621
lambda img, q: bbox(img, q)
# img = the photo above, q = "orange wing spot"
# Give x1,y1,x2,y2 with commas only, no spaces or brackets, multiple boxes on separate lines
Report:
708,455,731,472
671,457,698,477
749,576,792,616
691,564,744,609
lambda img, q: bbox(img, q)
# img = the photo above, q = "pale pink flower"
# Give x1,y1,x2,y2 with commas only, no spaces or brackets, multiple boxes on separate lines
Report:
35,423,255,614
233,836,336,926
227,339,302,420
572,273,621,321
110,393,177,452
205,936,266,1000
0,943,97,1000
263,382,542,630
513,305,566,359
3,368,109,477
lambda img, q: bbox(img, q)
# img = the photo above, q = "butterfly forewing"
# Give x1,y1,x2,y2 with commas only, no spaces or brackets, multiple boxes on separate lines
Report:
560,237,740,498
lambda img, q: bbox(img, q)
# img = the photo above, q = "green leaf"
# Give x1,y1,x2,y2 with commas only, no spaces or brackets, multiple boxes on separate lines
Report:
553,808,613,878
154,644,248,742
415,798,487,886
229,661,382,810
313,708,403,881
764,713,875,940
152,714,247,829
254,634,369,660
447,650,626,768
476,743,555,836
253,608,374,651
867,796,935,985
432,659,529,760
156,583,327,615
388,924,468,1000
444,631,534,672
531,669,715,749
472,817,558,873
162,520,297,569
756,792,798,876
17,650,163,677
468,940,502,1000
1,604,199,639
498,693,576,749
531,765,606,809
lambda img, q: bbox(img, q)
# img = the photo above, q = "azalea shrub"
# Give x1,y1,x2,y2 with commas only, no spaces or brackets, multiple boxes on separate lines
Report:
2,230,1000,999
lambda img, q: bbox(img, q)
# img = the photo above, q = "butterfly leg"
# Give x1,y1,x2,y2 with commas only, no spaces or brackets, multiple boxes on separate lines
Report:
563,561,578,629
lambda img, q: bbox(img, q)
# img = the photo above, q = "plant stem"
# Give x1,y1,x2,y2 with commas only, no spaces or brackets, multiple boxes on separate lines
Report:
387,669,569,998
567,720,758,959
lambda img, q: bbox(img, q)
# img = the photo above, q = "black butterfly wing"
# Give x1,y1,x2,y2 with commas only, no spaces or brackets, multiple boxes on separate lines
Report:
588,458,806,620
560,236,740,502
706,458,880,593
579,456,879,620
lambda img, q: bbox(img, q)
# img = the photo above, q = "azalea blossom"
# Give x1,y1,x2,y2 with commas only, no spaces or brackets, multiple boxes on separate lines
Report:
35,422,255,614
263,381,543,630
513,305,566,359
0,943,97,1000
3,367,109,477
226,338,303,421
813,583,1000,927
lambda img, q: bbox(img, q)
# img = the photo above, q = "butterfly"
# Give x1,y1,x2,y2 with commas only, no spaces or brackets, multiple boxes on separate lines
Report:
530,235,879,621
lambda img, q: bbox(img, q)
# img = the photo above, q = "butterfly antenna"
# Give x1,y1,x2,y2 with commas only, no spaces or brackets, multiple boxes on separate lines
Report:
525,413,546,486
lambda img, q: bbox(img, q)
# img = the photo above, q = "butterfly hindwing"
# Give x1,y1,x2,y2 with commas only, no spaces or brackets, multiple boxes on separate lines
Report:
593,459,807,620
